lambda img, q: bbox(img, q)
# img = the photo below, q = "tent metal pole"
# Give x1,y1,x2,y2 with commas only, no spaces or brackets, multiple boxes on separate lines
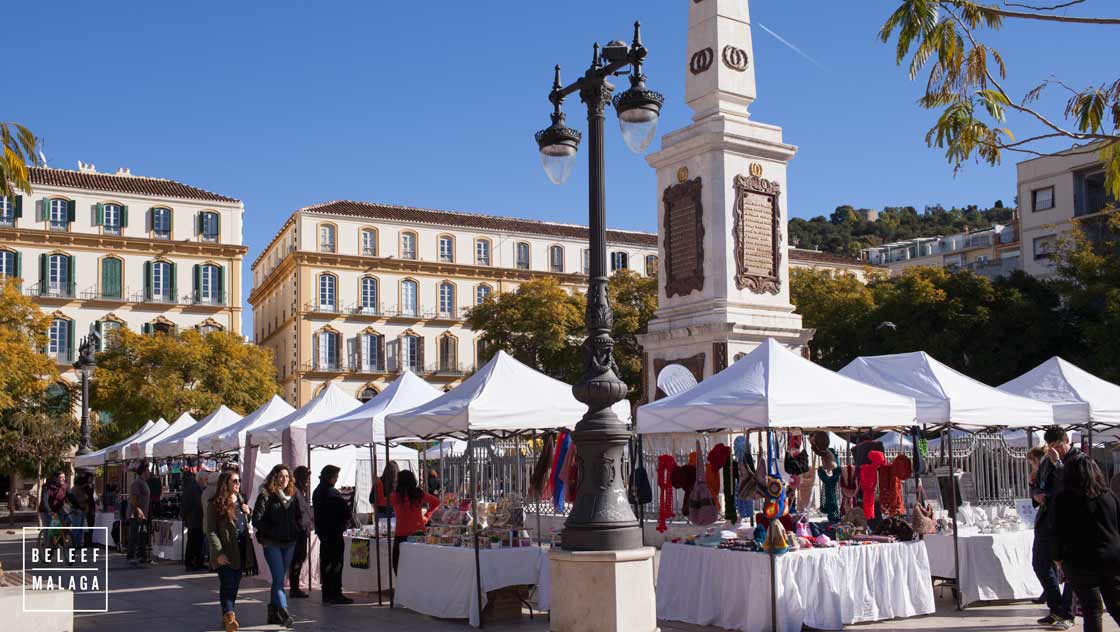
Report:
370,442,383,606
766,428,778,632
386,439,394,606
947,422,963,610
534,430,542,548
469,431,485,628
1087,422,1094,462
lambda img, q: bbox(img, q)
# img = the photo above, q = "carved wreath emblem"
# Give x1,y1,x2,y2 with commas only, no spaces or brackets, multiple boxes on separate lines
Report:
689,47,714,75
722,46,749,72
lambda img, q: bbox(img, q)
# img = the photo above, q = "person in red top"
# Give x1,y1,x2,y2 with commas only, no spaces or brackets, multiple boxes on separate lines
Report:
376,470,440,572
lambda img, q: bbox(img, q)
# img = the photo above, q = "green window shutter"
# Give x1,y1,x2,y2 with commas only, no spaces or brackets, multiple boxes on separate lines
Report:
144,261,152,300
170,262,177,300
217,266,224,304
103,258,121,298
13,196,21,219
192,264,200,302
120,205,128,228
142,323,151,335
67,319,75,361
38,199,46,222
418,335,425,370
95,203,104,226
146,208,152,232
66,255,75,295
66,200,76,223
39,253,47,295
196,213,202,235
94,320,102,338
214,213,221,239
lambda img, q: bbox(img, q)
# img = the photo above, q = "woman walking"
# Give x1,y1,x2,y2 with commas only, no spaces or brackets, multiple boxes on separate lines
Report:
252,465,302,628
288,466,313,599
205,470,252,632
376,470,440,573
1054,457,1120,632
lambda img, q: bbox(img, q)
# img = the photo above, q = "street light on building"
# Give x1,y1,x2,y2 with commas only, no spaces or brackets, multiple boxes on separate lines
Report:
73,330,99,458
534,21,663,552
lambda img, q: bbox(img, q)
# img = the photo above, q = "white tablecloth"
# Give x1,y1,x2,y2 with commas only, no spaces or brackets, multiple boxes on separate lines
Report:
395,543,544,627
656,542,936,632
150,519,183,561
342,535,393,593
925,530,1041,605
93,512,115,546
535,547,551,611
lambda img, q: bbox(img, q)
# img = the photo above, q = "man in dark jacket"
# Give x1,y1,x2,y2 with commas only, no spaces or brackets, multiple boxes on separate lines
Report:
180,471,206,570
1033,427,1082,629
313,465,353,605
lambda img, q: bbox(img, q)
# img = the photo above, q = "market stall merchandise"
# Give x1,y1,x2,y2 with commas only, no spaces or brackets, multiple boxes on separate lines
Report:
150,518,183,561
198,395,295,455
107,418,169,462
394,542,544,627
342,531,393,593
75,421,154,468
656,541,935,632
153,405,242,458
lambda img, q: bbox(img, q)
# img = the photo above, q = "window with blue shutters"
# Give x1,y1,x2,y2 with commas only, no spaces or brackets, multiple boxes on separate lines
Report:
0,196,16,226
0,250,17,280
360,276,378,313
401,279,418,316
151,207,171,239
318,274,336,311
197,264,221,304
150,261,174,302
48,199,72,231
44,253,73,297
48,318,71,362
199,211,220,242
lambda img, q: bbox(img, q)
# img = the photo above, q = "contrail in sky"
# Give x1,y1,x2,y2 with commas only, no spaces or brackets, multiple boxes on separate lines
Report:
756,22,827,70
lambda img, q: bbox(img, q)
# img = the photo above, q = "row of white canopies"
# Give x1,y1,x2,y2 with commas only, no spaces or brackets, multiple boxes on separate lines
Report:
74,341,1120,471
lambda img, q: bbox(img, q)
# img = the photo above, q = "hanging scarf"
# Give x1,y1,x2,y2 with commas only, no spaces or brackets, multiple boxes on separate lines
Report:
764,433,786,518
656,455,677,532
733,436,755,519
839,463,858,516
706,443,730,512
859,450,886,520
671,464,696,518
530,433,555,500
564,443,579,503
551,432,571,513
818,450,841,522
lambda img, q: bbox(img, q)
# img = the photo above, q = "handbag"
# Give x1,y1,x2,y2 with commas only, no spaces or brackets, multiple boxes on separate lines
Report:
239,530,259,577
762,433,787,519
688,440,719,526
628,465,653,506
910,482,937,536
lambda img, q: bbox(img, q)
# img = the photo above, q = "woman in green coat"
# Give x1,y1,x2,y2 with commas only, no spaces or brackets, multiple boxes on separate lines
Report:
205,470,252,632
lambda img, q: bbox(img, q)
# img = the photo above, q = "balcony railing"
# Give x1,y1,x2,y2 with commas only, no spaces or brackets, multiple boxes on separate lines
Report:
49,351,74,364
25,283,75,299
307,303,471,321
189,293,227,307
425,362,469,377
300,361,389,374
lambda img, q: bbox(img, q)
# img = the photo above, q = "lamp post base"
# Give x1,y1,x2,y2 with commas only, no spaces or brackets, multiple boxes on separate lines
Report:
548,547,658,632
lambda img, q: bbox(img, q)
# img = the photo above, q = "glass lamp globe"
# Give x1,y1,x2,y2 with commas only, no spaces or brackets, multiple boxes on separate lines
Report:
613,84,664,154
535,123,582,185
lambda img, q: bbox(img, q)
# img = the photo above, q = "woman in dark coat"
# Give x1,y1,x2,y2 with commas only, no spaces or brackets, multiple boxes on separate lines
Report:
205,470,252,632
252,465,301,628
1054,457,1120,632
287,466,313,598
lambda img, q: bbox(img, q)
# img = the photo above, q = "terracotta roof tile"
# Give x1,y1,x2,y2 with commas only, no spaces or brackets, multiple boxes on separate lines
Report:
30,167,240,203
790,247,882,267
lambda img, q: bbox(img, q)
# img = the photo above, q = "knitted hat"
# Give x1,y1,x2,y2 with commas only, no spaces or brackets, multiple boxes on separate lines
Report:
891,454,913,479
708,443,731,470
810,431,830,457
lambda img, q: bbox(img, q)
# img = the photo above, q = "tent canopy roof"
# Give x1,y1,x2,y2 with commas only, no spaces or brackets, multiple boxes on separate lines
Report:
840,352,1054,428
307,371,442,447
253,383,361,448
637,339,918,434
999,357,1120,425
385,350,630,440
75,421,154,467
199,395,296,454
154,406,242,458
113,417,173,461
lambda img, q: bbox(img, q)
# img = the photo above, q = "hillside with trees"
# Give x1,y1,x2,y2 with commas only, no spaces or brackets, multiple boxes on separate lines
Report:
789,201,1014,257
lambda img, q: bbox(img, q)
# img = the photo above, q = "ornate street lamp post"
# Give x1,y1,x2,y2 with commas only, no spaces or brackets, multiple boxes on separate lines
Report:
73,331,99,459
535,22,663,552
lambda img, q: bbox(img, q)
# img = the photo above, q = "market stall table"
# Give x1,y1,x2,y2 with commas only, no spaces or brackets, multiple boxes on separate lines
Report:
656,541,936,632
342,534,393,593
93,512,116,546
394,542,544,627
150,519,183,561
925,530,1041,606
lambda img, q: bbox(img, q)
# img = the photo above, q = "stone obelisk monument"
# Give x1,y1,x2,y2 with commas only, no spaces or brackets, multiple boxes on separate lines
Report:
640,0,813,395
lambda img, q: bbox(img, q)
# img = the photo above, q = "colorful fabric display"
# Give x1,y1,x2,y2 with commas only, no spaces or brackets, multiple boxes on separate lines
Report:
564,442,578,503
859,450,886,521
765,433,787,518
689,440,719,526
733,436,756,519
839,463,857,515
656,455,677,533
671,464,697,518
530,433,555,500
818,450,841,522
551,431,570,513
764,519,791,555
878,454,910,517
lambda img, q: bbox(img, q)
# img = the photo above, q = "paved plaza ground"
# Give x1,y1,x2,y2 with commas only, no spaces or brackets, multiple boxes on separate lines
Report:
2,529,1116,632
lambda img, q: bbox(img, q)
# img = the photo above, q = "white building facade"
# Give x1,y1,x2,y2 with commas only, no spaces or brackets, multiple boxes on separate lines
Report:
0,165,247,371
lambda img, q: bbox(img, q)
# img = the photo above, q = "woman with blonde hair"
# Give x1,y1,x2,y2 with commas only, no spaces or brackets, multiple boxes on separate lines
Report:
252,464,302,628
205,469,252,632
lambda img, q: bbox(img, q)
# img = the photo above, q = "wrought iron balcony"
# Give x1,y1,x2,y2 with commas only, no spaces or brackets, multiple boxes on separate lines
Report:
25,283,75,299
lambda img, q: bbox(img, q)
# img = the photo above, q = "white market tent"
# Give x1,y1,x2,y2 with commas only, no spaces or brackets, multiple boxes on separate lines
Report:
306,371,442,447
199,395,296,454
637,339,919,434
839,352,1054,428
423,439,468,460
129,413,197,460
999,356,1120,426
251,383,362,449
75,421,154,468
385,350,632,440
109,418,169,462
154,405,243,458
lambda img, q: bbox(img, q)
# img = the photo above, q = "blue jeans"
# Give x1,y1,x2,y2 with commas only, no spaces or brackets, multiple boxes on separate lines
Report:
1033,530,1073,619
216,565,241,614
262,542,295,608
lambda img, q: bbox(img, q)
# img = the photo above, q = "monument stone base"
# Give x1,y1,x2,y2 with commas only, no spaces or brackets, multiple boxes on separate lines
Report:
548,547,658,632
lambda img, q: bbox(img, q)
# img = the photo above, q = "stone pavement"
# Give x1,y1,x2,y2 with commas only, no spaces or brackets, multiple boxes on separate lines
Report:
3,529,1116,631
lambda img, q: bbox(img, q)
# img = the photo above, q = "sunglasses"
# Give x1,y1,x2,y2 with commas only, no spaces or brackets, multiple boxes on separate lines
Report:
230,478,241,483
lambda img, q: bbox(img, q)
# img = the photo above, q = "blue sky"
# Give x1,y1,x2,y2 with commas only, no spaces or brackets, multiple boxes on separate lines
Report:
5,1,1116,321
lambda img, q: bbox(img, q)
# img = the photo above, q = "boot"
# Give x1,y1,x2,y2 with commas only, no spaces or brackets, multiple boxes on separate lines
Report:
223,611,239,632
267,603,281,625
290,587,309,599
277,606,295,628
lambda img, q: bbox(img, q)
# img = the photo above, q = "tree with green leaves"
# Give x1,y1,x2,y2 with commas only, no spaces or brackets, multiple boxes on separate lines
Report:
1,121,41,198
880,0,1120,195
91,329,280,446
1052,212,1120,382
0,391,79,525
790,267,876,369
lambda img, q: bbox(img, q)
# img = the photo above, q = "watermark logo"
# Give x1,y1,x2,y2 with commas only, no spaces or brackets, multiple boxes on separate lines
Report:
22,527,109,613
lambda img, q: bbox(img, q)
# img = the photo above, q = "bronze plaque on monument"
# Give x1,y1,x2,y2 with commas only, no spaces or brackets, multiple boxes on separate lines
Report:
662,177,705,297
732,174,782,295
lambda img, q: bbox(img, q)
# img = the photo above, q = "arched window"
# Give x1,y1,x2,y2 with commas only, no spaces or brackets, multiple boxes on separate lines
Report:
48,198,71,231
147,260,175,302
400,231,418,260
645,254,658,277
150,207,172,239
359,277,378,313
198,323,221,335
476,338,490,367
475,284,492,305
0,196,16,226
439,335,458,372
97,320,122,351
401,279,418,317
318,224,336,253
361,229,377,256
48,318,72,362
43,252,73,297
549,245,565,273
438,281,455,317
475,239,491,266
101,257,123,299
315,330,340,370
401,334,420,371
610,251,629,272
0,249,18,280
357,386,379,403
199,211,220,242
99,203,126,235
359,332,384,371
515,242,531,270
438,235,454,263
318,273,337,311
195,263,223,304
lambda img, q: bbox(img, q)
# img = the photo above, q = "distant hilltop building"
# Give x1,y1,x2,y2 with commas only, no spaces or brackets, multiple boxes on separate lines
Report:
861,221,1021,279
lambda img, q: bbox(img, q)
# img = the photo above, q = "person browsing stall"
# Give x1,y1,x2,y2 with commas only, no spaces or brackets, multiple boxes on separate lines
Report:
375,469,440,573
1054,457,1120,632
313,464,354,605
